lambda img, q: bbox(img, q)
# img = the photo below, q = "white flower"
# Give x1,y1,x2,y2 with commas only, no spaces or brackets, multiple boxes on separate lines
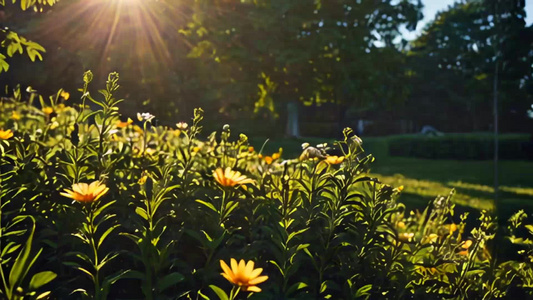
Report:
176,122,188,130
137,112,155,122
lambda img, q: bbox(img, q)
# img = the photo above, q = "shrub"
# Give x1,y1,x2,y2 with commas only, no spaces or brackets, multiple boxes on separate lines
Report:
0,72,532,299
387,133,530,160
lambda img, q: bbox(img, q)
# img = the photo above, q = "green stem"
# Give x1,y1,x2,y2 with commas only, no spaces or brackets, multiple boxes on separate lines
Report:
87,205,101,299
219,189,227,226
229,286,241,300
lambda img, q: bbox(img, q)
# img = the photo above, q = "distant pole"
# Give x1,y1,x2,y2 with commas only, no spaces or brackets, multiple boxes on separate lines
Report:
493,61,499,205
492,0,501,208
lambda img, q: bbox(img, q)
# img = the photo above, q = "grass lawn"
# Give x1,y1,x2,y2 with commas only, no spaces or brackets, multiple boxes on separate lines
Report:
249,135,533,221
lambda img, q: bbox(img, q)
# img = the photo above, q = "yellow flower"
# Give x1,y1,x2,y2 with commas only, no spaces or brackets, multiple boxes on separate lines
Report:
439,223,458,236
138,174,148,185
116,118,133,128
213,167,254,187
220,259,268,292
325,155,344,164
43,107,54,115
423,233,439,244
0,129,14,140
396,221,406,229
449,223,457,234
60,90,70,100
11,111,21,120
398,232,414,243
60,181,109,203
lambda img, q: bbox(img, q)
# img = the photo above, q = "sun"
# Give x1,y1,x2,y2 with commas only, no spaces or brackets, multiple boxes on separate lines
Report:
36,0,184,74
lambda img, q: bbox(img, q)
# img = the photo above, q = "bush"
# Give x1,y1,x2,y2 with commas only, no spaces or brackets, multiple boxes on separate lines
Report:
1,72,533,299
387,133,530,160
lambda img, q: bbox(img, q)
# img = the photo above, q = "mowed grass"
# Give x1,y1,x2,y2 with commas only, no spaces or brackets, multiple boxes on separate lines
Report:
250,135,533,220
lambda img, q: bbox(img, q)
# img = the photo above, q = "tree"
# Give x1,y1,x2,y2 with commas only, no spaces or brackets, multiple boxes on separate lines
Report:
406,0,532,132
0,1,58,73
182,0,422,136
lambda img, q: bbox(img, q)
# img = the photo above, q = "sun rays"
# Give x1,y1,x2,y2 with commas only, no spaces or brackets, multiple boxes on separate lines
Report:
37,0,189,79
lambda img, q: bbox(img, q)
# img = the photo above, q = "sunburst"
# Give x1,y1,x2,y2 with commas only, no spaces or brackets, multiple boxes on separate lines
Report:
37,0,190,79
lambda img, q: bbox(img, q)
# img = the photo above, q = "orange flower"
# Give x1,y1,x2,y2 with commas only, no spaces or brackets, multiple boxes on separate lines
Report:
0,129,14,140
220,259,268,292
116,118,133,128
248,146,254,152
60,181,109,203
213,167,254,187
263,149,282,165
263,156,273,165
325,155,344,164
458,239,473,256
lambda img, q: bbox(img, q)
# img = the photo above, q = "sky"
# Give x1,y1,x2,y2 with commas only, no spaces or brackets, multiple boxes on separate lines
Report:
401,0,533,40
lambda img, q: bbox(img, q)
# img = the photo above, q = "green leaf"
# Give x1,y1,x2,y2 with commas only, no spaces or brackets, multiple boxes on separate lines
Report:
27,48,43,62
0,53,9,72
98,224,120,248
525,224,533,236
8,216,37,293
101,269,131,298
209,285,229,300
196,199,219,213
135,207,149,220
29,271,57,290
157,272,185,292
355,284,372,298
287,281,308,296
93,200,116,218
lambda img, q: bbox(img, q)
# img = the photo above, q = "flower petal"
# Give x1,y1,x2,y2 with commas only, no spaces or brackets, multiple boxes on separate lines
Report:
245,286,261,293
220,260,233,278
230,258,239,275
249,268,263,279
248,275,268,285
244,260,255,278
238,259,246,276
221,272,235,284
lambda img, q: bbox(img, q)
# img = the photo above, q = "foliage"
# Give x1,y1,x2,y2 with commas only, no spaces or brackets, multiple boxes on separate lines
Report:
1,73,533,299
0,0,57,73
405,0,533,132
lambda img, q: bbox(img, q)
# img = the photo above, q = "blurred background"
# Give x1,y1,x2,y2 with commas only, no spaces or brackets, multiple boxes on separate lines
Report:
1,0,532,217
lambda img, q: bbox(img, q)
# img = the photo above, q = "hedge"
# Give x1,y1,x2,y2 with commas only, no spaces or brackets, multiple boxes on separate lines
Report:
387,133,530,160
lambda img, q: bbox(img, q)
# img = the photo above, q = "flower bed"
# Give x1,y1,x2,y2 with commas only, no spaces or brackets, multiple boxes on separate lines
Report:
0,72,532,299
